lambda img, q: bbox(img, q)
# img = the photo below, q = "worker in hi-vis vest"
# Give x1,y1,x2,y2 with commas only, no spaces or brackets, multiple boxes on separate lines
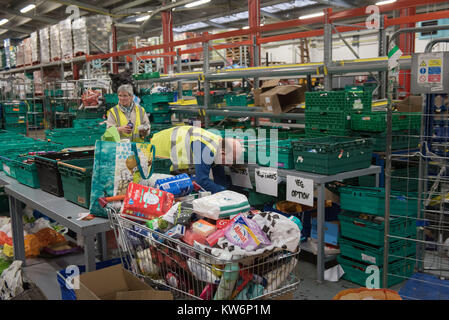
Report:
106,84,151,142
150,125,244,194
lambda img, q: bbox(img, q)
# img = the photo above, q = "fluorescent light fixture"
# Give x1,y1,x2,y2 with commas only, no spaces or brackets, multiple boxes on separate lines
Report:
299,11,324,19
375,0,396,5
173,21,209,33
185,0,211,8
242,26,249,29
263,1,316,13
210,11,248,24
20,4,36,13
0,19,8,26
136,15,150,22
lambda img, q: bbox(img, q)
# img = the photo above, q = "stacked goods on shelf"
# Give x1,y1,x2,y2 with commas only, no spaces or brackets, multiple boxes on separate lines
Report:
50,24,62,61
0,48,4,69
30,31,40,64
3,39,19,69
72,15,112,56
141,92,174,124
305,86,373,137
39,27,51,64
3,101,28,134
59,19,73,59
33,70,44,96
291,136,374,175
16,41,24,67
337,186,417,287
23,37,32,66
45,127,105,148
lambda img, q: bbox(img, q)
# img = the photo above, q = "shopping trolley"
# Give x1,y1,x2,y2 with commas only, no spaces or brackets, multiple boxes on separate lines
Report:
103,199,300,300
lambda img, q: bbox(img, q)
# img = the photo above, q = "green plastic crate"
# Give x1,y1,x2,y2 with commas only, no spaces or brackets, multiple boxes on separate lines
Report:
4,113,26,124
1,156,17,178
339,186,418,217
292,136,373,175
352,130,420,151
305,89,372,112
3,123,26,134
104,94,118,105
58,158,94,208
358,166,419,192
152,157,172,174
256,139,295,169
339,236,416,266
143,103,170,114
11,156,40,188
182,90,193,96
76,109,104,119
337,254,415,288
351,112,421,132
3,102,28,114
225,94,253,106
151,112,171,124
305,128,352,137
196,93,225,106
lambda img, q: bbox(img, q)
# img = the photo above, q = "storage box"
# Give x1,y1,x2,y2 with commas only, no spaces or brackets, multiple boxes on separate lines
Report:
394,95,423,113
260,85,306,114
311,218,339,245
254,79,279,106
75,264,173,300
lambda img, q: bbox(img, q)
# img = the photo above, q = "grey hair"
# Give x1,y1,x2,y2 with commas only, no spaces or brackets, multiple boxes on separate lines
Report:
117,84,134,96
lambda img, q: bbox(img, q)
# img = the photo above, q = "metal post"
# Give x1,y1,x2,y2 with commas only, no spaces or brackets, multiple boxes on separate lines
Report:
323,12,332,91
316,183,325,283
378,15,387,99
132,37,138,75
10,196,26,264
177,48,183,101
203,37,210,127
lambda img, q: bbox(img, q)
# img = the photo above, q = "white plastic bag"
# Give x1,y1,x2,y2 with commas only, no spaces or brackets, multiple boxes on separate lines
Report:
192,191,250,220
0,261,25,300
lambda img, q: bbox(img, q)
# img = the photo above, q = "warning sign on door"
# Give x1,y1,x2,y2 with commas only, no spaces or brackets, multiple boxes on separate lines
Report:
417,53,444,85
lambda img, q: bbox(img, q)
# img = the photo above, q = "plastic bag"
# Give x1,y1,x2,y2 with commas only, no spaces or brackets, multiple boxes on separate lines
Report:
192,191,250,220
187,259,220,284
0,261,24,300
155,173,193,197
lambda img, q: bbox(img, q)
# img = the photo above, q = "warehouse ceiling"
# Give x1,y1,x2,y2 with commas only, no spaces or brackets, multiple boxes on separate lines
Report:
0,0,447,45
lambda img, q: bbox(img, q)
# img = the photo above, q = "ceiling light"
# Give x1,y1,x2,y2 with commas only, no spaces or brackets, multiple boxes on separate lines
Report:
20,4,36,13
299,11,324,19
136,15,150,22
242,26,249,29
375,0,396,5
185,0,211,8
0,19,8,26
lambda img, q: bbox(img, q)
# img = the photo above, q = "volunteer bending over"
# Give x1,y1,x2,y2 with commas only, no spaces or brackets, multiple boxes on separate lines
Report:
150,125,244,194
106,84,151,142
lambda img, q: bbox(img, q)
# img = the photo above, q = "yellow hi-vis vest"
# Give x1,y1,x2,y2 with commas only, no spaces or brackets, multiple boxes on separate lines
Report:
150,125,221,171
107,104,145,142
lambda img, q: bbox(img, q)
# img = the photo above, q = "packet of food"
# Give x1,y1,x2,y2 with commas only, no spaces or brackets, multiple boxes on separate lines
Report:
224,213,271,251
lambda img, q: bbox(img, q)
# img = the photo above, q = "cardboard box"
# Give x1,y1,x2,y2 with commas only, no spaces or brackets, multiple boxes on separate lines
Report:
260,85,306,114
75,264,173,300
394,95,423,112
254,79,280,106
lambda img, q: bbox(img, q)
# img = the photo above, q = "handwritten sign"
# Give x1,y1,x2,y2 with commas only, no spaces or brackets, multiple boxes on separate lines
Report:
286,175,313,207
255,167,278,196
230,166,252,189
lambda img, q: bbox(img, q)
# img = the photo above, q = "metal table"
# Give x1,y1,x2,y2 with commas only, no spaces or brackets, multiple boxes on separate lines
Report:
0,173,112,272
246,164,381,283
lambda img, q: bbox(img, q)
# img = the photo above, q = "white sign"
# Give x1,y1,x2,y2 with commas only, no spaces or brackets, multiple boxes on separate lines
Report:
83,78,110,89
230,166,252,189
255,167,278,196
286,175,314,207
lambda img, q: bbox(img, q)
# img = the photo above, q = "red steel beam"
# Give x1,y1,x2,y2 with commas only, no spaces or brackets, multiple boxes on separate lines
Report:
385,9,449,26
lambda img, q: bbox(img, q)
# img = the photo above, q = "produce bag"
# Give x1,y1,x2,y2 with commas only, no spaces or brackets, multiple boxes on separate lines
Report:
89,140,155,218
192,191,250,220
121,182,175,222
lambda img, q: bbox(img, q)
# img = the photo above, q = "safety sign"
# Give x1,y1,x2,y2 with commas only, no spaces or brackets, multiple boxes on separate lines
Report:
417,53,444,85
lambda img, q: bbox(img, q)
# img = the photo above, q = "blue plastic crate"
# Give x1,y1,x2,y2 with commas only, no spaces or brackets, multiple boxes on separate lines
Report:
57,258,123,300
311,218,339,245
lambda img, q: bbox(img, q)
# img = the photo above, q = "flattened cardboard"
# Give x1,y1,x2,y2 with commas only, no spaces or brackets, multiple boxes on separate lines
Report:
254,79,280,106
116,290,173,300
260,85,306,114
75,264,173,300
394,95,423,112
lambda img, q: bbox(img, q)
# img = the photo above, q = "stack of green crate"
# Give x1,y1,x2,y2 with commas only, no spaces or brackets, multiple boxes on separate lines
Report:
3,101,28,134
337,186,417,288
133,72,160,81
225,93,254,107
104,93,118,110
26,100,44,128
141,92,174,124
73,118,106,129
45,127,105,148
305,86,372,137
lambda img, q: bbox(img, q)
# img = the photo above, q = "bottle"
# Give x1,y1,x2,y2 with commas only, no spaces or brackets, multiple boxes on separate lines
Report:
127,120,134,130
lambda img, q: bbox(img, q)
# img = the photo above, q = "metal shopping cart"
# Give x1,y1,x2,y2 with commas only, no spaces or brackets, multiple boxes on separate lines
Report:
104,201,300,300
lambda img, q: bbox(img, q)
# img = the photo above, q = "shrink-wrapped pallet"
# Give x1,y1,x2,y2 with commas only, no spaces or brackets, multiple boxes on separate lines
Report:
3,39,17,69
39,28,50,64
30,31,40,64
50,24,61,61
72,15,112,55
33,70,44,95
59,18,73,59
23,38,32,65
16,41,24,67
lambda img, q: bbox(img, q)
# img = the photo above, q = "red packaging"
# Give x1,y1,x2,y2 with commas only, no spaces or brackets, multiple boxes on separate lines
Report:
216,219,231,230
121,183,175,222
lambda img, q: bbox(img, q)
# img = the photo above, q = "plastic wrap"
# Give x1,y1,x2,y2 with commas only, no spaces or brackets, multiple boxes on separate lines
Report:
39,28,50,64
33,70,44,95
59,19,73,59
16,41,24,67
192,190,250,220
72,15,112,55
23,38,32,65
50,24,61,61
30,31,40,63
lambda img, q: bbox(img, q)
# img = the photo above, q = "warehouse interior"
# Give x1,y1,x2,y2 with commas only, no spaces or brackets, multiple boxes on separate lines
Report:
0,0,448,302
